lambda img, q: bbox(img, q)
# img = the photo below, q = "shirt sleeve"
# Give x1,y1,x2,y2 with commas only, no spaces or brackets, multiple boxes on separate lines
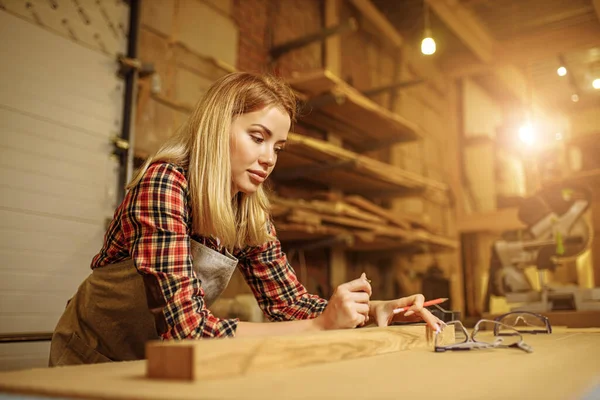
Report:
121,163,238,339
238,221,328,321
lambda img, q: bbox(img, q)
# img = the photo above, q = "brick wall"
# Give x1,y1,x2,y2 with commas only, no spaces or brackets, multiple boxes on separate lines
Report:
233,0,322,76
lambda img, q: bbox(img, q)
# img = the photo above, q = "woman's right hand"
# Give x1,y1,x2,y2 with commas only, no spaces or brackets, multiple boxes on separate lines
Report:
315,273,372,330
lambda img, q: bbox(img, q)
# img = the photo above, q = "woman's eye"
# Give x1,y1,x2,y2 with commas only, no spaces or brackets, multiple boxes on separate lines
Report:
275,147,285,154
251,134,264,144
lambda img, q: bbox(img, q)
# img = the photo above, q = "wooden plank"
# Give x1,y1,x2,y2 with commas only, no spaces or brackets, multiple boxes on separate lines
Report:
1,333,599,400
344,195,413,230
348,0,403,47
287,70,423,146
146,325,445,381
273,133,447,196
272,196,385,224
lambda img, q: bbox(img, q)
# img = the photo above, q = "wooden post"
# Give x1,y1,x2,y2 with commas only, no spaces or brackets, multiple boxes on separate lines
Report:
325,0,341,76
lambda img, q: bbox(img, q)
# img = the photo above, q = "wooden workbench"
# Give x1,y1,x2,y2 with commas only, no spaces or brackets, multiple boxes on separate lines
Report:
0,330,599,399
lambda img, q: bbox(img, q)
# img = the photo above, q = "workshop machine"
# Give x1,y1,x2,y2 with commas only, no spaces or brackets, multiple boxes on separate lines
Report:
485,183,600,313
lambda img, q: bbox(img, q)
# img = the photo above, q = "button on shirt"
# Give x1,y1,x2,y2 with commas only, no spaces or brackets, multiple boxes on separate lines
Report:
91,162,327,339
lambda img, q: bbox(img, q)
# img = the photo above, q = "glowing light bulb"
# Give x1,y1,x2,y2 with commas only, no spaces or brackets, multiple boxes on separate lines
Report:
421,36,436,55
571,94,579,102
518,124,536,146
556,132,563,141
557,67,567,76
593,79,600,89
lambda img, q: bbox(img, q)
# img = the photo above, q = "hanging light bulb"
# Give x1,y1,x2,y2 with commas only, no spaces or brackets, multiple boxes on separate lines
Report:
571,93,579,102
593,78,600,89
557,66,567,76
421,3,436,55
421,29,436,55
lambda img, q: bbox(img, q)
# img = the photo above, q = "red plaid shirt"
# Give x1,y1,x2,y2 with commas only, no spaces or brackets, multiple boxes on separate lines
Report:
92,162,327,339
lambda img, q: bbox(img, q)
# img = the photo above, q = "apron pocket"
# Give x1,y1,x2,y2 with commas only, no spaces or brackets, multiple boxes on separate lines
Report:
55,332,113,366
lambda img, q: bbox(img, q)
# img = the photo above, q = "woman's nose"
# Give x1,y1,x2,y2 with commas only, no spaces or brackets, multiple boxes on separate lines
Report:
259,148,275,166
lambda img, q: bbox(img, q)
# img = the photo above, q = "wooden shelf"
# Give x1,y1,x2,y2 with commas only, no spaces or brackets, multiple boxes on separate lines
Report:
273,133,448,198
272,195,458,253
287,70,423,149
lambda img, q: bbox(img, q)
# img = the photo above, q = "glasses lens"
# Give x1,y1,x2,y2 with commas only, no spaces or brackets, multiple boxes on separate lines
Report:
474,321,522,347
452,322,468,344
497,312,547,333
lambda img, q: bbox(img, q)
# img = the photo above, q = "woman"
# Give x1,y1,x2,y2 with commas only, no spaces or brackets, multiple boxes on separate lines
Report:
49,72,442,366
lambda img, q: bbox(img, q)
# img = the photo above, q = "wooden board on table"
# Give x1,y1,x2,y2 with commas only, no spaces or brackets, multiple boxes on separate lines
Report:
145,325,446,381
0,332,599,400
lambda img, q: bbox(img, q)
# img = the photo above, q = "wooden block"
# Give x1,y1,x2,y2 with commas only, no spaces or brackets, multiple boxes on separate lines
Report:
146,325,452,381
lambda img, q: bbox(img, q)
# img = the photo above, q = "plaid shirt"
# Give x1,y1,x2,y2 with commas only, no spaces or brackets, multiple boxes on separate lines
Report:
92,162,327,339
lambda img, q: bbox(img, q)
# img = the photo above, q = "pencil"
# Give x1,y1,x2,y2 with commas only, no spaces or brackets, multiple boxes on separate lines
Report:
392,297,448,314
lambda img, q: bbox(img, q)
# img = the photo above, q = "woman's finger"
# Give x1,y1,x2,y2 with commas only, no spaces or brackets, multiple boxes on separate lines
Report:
355,303,370,316
349,292,370,303
341,275,372,296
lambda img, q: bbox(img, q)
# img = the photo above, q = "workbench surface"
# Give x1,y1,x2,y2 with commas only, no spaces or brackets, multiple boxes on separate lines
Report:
1,331,599,400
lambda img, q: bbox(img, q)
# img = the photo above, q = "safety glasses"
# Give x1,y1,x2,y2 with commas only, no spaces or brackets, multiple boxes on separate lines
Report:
493,311,552,335
434,319,533,353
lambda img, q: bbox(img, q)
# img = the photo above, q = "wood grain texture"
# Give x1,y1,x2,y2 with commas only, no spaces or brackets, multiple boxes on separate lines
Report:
286,70,422,148
0,332,599,400
145,325,447,381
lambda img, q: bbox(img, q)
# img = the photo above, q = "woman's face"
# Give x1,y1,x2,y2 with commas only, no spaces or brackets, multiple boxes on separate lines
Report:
230,106,290,195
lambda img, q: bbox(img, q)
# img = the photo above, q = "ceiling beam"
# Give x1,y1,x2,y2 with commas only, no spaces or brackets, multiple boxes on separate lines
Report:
349,0,403,47
425,0,494,64
425,0,560,117
442,21,600,78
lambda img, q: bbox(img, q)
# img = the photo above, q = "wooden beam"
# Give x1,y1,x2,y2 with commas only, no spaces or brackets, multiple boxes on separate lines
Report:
425,0,494,63
349,0,403,47
593,0,600,23
146,325,451,381
325,0,342,76
443,21,600,78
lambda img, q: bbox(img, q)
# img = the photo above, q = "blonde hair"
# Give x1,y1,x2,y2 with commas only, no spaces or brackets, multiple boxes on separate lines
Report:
128,72,297,250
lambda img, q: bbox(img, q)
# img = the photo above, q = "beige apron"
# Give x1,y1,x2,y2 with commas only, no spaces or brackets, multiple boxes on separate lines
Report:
48,239,238,366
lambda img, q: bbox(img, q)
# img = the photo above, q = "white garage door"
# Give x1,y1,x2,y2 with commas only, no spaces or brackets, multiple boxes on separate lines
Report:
0,1,129,371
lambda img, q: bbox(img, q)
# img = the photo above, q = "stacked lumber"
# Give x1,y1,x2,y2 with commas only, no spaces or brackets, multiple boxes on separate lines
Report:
272,133,448,198
270,194,458,252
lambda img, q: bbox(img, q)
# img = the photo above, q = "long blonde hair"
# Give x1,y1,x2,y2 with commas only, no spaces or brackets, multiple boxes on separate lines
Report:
128,72,297,250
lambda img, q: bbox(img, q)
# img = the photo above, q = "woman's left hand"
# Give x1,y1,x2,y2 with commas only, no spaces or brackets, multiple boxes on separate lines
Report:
369,294,445,332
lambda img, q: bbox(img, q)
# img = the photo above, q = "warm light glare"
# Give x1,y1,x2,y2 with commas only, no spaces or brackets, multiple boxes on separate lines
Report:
593,79,600,89
421,37,436,55
518,124,536,146
557,66,567,76
571,94,579,102
556,132,563,141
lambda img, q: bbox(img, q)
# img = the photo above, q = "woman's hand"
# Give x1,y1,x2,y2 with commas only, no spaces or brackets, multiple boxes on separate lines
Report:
369,294,445,332
315,273,372,330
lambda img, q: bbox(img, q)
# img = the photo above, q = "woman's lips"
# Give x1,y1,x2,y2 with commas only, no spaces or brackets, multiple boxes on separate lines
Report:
248,170,266,183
